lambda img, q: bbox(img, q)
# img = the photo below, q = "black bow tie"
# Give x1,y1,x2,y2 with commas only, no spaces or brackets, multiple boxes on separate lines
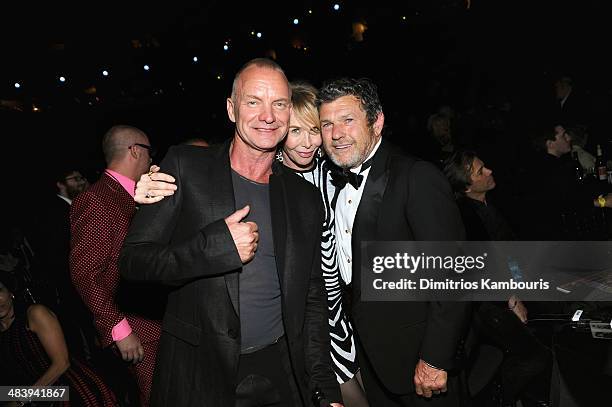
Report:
329,157,373,190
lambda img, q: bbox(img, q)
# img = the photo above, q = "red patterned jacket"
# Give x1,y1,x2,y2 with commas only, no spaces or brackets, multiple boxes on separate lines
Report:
70,173,162,348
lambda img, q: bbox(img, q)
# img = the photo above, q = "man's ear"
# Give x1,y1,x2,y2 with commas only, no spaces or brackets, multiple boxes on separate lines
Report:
227,97,236,123
374,112,385,136
128,145,138,159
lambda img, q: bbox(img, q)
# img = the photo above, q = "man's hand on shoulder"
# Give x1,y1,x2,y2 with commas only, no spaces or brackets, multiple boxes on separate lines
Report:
134,165,177,204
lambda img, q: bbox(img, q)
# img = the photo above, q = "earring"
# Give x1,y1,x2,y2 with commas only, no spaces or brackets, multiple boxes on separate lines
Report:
275,151,284,162
317,148,323,158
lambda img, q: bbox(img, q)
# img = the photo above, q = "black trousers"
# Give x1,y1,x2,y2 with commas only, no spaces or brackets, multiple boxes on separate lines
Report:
474,302,551,404
235,340,298,407
357,337,461,407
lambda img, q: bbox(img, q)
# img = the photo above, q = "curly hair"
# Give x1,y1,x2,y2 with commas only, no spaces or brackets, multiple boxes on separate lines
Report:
317,77,382,127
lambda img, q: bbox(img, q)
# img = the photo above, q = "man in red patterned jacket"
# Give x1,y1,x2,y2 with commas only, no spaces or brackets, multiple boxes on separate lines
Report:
70,125,162,406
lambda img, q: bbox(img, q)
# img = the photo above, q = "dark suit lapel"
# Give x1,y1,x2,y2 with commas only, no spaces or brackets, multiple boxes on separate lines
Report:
353,140,390,241
269,161,288,295
352,140,390,290
210,140,240,316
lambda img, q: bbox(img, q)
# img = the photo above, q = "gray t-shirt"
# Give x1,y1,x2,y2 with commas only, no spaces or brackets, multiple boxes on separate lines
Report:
231,170,284,352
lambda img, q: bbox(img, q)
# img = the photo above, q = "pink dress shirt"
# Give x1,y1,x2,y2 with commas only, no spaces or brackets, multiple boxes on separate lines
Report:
105,169,136,342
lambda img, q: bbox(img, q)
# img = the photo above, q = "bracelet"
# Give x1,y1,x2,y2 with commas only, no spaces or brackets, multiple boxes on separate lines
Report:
598,195,606,208
423,360,445,371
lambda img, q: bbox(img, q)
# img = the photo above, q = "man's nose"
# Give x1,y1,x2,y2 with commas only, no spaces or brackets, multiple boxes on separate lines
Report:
259,104,275,123
331,126,344,140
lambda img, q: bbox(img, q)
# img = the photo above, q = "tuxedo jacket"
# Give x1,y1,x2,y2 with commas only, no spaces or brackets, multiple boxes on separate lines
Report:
34,196,77,306
35,195,71,279
69,173,162,347
350,140,469,394
555,91,591,127
119,142,340,407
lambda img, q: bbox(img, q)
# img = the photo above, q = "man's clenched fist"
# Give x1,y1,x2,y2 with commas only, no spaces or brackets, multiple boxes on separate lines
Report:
225,205,259,263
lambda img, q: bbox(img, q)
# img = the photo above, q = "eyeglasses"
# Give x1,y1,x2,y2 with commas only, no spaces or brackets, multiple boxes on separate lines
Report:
130,143,156,157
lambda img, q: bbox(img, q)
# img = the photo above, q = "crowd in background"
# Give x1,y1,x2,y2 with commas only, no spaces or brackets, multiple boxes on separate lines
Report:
2,65,612,407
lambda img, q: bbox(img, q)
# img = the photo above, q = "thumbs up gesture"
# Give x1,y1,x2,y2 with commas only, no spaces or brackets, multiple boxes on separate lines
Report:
224,205,259,263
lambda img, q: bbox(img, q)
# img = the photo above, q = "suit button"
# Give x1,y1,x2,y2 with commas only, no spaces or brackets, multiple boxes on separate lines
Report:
228,328,238,339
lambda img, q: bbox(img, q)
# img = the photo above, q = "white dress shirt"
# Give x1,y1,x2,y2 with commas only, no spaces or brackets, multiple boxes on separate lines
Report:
335,138,382,284
57,194,72,205
560,89,571,108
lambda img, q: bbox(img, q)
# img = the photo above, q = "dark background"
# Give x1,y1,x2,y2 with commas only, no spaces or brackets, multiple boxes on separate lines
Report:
1,0,610,224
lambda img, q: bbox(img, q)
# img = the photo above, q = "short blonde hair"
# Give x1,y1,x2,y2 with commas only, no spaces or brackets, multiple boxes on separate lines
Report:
290,82,319,132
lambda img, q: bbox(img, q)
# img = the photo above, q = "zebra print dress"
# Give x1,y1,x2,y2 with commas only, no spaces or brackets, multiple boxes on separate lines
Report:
289,156,359,384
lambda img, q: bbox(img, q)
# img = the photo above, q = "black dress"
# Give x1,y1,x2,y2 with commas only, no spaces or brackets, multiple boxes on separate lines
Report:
0,306,117,406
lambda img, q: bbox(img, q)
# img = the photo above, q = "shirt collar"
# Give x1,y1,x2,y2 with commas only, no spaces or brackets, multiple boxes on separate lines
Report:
105,169,136,198
350,137,382,174
57,194,72,205
560,89,571,107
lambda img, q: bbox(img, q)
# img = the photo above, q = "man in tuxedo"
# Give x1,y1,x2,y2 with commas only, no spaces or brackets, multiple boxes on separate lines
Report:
70,125,162,406
37,169,89,303
119,58,341,407
317,78,468,406
33,169,95,355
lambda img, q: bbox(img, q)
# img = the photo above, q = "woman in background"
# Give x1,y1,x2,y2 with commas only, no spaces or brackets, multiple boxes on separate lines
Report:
0,276,117,406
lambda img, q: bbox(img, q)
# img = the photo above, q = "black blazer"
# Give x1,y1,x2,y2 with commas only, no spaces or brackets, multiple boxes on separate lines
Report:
32,196,83,309
33,196,71,281
456,197,492,241
351,140,469,394
119,141,340,406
